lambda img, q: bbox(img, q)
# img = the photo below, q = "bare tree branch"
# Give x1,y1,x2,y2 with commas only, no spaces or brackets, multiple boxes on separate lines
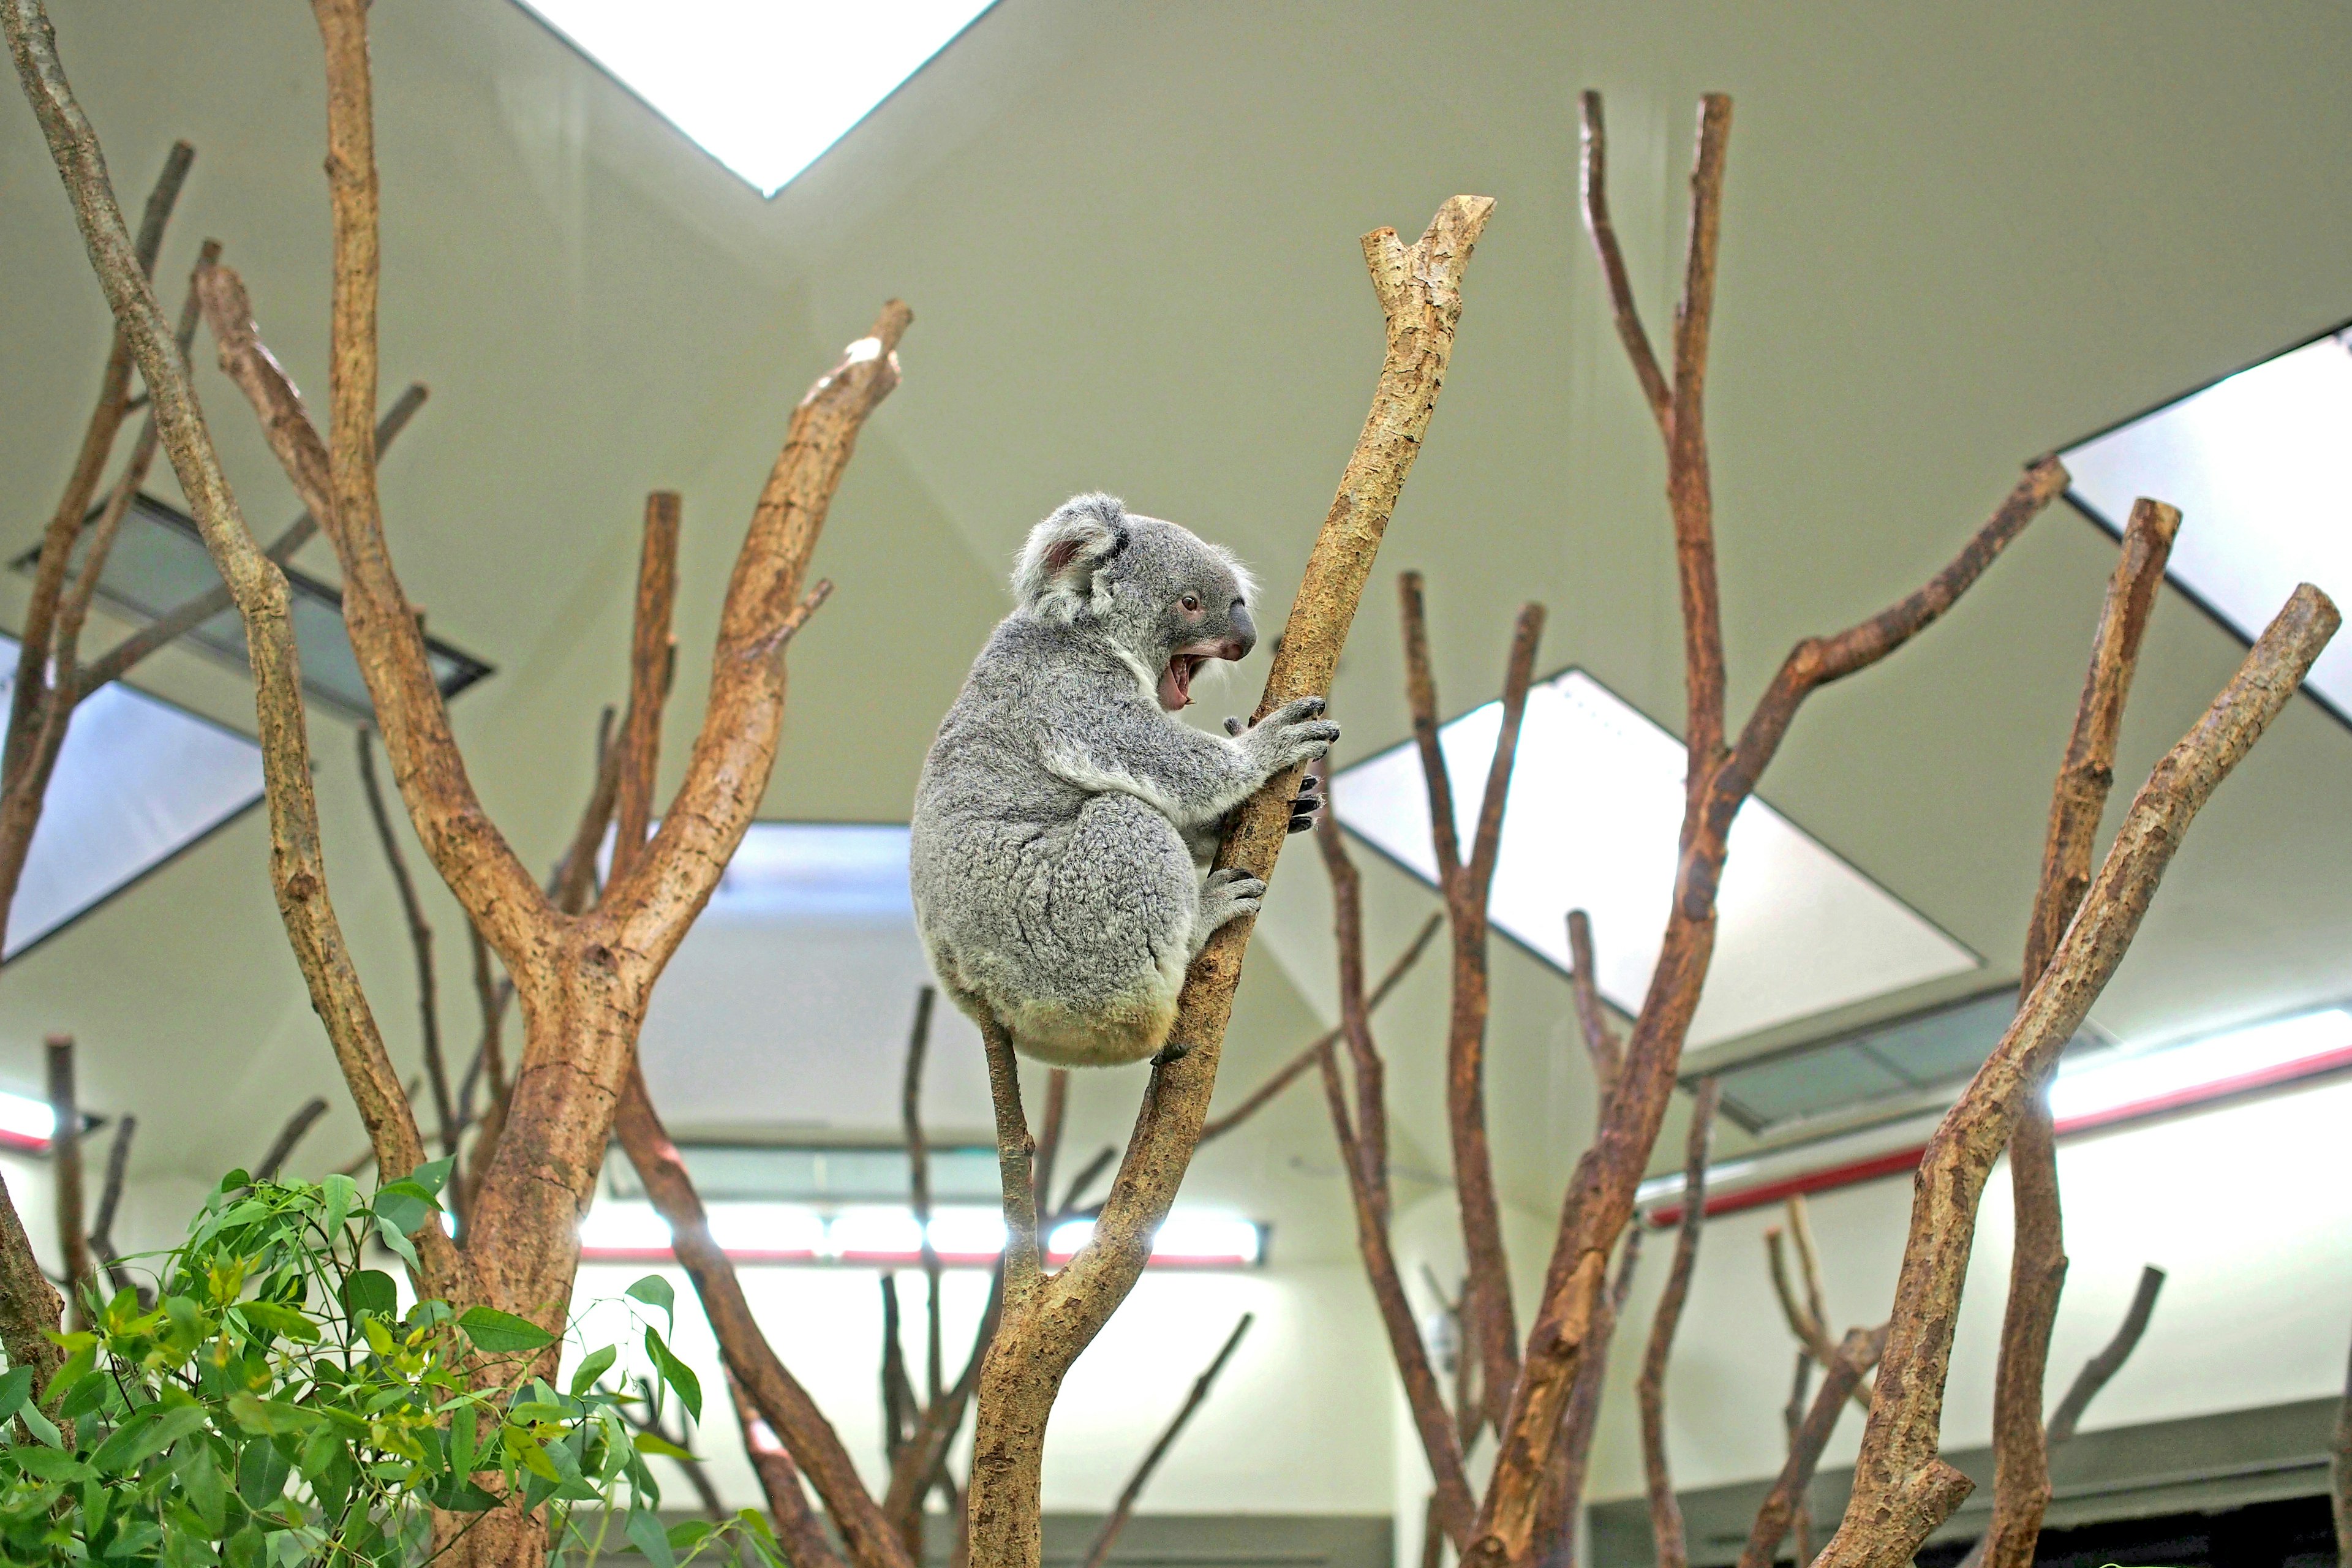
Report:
1400,579,1545,1428
1199,911,1441,1145
1564,910,1622,1109
1982,499,2177,1568
1819,584,2338,1568
358,726,454,1161
1078,1313,1256,1568
1740,1325,1887,1568
88,1110,136,1294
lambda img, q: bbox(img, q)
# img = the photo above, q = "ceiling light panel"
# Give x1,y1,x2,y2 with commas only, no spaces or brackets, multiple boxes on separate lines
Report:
2060,327,2352,725
513,0,998,197
1332,670,1978,1047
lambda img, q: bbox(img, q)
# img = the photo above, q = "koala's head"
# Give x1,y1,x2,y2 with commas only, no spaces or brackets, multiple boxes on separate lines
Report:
1012,493,1257,712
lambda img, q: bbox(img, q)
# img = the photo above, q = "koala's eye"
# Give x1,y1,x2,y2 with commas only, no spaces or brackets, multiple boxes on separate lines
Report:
1180,594,1201,613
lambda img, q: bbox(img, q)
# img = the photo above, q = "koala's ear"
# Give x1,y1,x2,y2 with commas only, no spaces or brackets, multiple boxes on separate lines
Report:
1013,493,1129,617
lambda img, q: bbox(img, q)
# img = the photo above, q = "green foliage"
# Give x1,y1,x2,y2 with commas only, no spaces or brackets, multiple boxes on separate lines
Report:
0,1164,782,1567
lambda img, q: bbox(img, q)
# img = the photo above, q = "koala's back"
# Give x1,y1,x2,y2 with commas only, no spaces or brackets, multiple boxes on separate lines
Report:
909,618,1196,1063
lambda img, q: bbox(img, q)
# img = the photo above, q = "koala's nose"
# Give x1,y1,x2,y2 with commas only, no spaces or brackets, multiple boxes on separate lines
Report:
1222,601,1257,660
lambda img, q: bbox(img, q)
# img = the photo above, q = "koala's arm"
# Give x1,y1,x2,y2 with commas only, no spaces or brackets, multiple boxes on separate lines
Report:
1045,690,1338,831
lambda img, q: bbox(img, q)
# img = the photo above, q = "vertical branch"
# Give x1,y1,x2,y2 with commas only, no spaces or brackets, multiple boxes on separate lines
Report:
7,137,191,802
1539,1224,1644,1568
900,987,944,1404
1666,96,1732,769
1819,586,2337,1568
357,727,454,1160
1400,575,1546,1428
1314,803,1388,1211
1077,1314,1256,1568
1638,1082,1717,1568
45,1036,91,1327
611,491,680,875
1784,1351,1816,1568
1983,499,2177,1568
1575,93,1670,436
88,1110,135,1294
1564,910,1622,1109
980,1016,1041,1298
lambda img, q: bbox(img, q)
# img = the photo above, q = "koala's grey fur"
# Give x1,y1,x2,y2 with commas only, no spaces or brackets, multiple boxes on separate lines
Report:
910,494,1339,1067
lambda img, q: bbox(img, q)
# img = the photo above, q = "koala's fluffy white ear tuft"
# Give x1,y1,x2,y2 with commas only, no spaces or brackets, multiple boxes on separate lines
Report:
1014,493,1129,619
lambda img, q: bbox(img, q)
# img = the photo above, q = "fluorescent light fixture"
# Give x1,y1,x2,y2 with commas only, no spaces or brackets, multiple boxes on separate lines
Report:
512,0,998,197
0,1088,55,1151
580,1199,1261,1267
1332,669,1978,1047
2060,325,2352,725
0,634,265,962
2049,1007,2352,1126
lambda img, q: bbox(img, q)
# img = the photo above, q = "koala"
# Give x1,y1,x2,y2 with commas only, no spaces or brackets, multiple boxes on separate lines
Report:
910,494,1340,1068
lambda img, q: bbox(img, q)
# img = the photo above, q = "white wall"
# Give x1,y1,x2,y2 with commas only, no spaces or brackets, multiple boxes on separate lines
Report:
573,1257,1396,1518
1589,1073,2352,1501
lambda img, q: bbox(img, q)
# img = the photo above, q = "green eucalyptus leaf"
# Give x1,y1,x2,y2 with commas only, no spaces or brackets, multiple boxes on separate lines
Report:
631,1430,697,1463
627,1507,678,1568
644,1327,703,1424
458,1306,556,1357
341,1269,398,1323
9,1446,92,1482
181,1441,228,1534
236,1438,292,1507
15,1396,61,1449
568,1344,617,1397
625,1275,675,1325
321,1173,358,1240
374,1215,422,1271
58,1369,111,1421
0,1365,33,1425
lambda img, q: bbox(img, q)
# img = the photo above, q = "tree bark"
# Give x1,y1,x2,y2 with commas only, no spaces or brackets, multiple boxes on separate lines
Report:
1637,1082,1718,1568
1981,499,2177,1568
1817,584,2337,1568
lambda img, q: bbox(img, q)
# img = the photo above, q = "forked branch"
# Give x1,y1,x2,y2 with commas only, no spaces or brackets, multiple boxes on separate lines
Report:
1818,583,2338,1568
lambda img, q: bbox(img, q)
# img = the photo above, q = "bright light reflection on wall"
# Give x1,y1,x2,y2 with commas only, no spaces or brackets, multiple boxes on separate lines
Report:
2051,1007,2352,1123
2061,328,2352,724
0,636,264,962
1333,669,1978,1047
0,1089,53,1150
513,0,998,196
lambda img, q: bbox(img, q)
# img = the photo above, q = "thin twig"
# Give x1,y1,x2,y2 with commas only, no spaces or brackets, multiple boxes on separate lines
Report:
1564,910,1622,1109
1077,1314,1256,1568
1739,1325,1888,1568
1400,576,1545,1430
728,1368,851,1568
1198,911,1440,1145
899,987,944,1406
1638,1080,1718,1568
358,727,454,1160
88,1110,135,1295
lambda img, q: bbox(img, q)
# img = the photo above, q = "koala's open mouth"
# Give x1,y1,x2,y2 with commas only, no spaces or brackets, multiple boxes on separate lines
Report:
1157,641,1232,710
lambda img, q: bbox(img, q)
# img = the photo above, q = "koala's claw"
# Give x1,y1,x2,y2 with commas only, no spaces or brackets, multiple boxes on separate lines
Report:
1150,1040,1194,1067
1224,716,1246,737
1287,774,1324,834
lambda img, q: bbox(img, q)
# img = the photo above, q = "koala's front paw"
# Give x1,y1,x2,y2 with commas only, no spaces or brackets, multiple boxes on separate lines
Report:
1246,695,1341,772
1193,865,1267,953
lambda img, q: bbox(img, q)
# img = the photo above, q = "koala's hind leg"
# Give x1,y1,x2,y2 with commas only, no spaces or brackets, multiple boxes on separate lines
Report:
999,793,1197,1067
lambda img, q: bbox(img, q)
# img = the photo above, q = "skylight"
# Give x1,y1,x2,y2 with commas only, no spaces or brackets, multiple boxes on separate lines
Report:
0,635,264,963
17,492,493,722
1332,669,1979,1048
512,1,999,197
2060,324,2352,726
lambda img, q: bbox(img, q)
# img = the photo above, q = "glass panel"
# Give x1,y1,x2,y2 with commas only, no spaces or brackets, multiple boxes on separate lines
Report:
20,492,491,720
1717,1042,1913,1128
0,635,264,961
